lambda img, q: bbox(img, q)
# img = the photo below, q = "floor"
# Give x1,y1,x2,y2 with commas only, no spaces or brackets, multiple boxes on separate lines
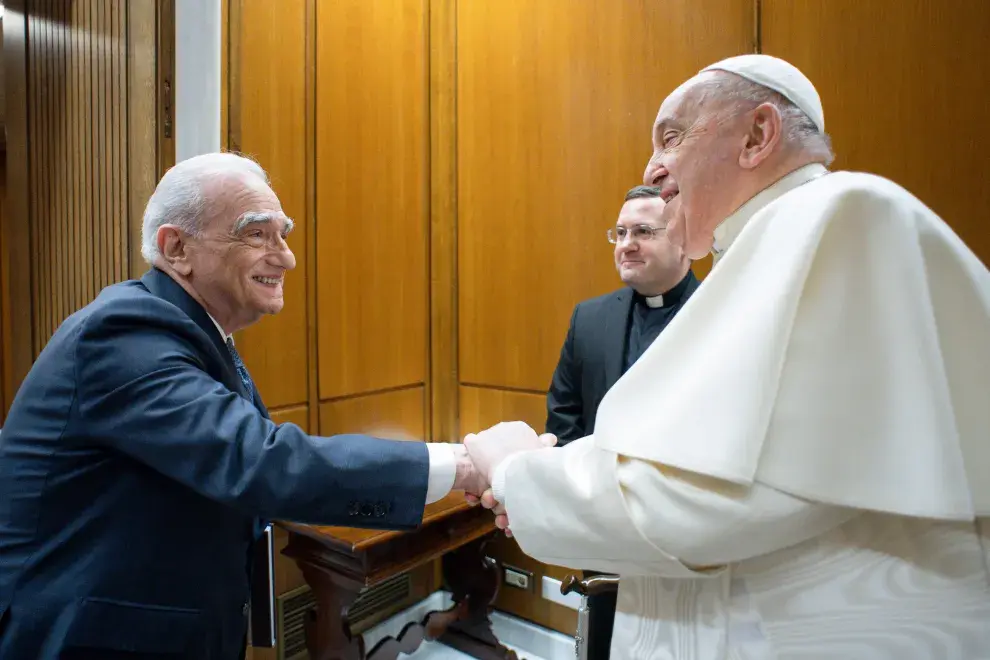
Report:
362,591,576,660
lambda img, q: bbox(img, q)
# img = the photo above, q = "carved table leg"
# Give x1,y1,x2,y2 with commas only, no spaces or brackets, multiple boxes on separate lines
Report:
299,562,366,660
434,534,518,659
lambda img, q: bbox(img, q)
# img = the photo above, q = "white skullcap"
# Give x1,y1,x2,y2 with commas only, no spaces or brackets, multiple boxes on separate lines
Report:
700,54,825,133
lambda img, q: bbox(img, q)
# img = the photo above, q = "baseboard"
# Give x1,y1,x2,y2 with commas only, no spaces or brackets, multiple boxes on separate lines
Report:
361,590,576,660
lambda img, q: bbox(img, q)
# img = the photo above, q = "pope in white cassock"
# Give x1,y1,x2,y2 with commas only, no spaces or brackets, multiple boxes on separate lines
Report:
464,55,990,659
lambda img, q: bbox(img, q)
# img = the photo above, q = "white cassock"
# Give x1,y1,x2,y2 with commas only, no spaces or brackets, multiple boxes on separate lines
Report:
491,164,990,659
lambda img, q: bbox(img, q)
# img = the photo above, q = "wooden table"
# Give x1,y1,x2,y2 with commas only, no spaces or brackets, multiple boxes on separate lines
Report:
279,494,519,660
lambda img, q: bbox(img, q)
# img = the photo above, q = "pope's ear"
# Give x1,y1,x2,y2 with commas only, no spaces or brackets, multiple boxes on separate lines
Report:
157,224,193,276
739,102,783,169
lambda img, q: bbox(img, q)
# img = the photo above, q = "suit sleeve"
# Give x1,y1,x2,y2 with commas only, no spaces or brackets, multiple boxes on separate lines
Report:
73,303,430,529
499,437,858,577
545,306,586,445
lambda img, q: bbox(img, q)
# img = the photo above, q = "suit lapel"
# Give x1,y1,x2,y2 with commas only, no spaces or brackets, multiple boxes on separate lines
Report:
140,268,255,406
683,270,702,299
142,272,271,585
602,288,634,390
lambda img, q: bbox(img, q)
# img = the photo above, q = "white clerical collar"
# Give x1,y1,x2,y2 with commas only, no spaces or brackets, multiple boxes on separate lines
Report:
644,294,664,308
711,163,829,262
208,313,232,343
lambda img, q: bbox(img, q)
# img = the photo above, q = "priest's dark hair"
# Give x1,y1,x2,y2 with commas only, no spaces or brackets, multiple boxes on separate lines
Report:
624,185,662,202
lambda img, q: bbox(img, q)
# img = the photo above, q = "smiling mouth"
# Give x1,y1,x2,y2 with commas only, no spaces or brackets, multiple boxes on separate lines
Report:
252,276,282,286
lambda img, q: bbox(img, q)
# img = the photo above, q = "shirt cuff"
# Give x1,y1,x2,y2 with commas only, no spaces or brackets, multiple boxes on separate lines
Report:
491,453,523,505
425,443,456,505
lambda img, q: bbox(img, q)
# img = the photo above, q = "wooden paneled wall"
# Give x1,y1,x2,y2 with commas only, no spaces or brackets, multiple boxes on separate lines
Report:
227,0,431,447
26,1,129,351
224,3,436,656
454,0,755,631
762,0,990,264
226,0,990,648
1,0,172,411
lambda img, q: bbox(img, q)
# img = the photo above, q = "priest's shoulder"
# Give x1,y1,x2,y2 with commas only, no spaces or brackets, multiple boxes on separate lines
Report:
573,287,630,314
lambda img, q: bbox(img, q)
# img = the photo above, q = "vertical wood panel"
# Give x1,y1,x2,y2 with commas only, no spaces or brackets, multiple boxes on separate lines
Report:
1,0,167,406
70,1,82,313
0,158,6,420
219,0,229,151
127,0,162,279
458,386,547,435
315,0,429,400
319,386,426,441
762,0,990,266
113,1,125,281
456,0,753,391
25,0,133,352
155,0,175,174
429,0,458,443
304,0,319,436
27,2,42,347
3,0,35,404
232,0,309,409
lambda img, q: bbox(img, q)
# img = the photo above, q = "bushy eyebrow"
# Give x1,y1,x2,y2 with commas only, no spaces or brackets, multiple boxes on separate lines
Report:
652,120,667,143
233,212,295,234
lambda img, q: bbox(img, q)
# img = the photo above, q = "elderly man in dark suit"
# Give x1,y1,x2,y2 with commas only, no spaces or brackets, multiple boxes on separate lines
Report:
545,184,697,659
0,153,532,660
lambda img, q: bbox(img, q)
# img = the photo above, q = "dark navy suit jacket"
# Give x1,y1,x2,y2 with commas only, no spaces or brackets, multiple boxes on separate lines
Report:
0,268,431,659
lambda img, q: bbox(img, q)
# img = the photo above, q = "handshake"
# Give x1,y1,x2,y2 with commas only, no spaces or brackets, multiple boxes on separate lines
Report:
449,421,558,536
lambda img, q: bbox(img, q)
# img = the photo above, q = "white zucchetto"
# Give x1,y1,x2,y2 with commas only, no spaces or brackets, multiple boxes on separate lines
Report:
700,54,825,133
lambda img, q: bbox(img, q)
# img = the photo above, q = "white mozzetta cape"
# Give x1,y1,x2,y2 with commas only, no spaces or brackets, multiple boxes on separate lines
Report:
498,165,990,658
596,164,989,520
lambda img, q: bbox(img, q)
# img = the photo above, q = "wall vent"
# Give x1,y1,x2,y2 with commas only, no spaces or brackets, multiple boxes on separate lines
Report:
275,573,413,659
276,586,316,660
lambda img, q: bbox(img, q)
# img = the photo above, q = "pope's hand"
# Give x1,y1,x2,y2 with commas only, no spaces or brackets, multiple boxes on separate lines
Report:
480,490,512,537
463,421,556,535
463,421,556,484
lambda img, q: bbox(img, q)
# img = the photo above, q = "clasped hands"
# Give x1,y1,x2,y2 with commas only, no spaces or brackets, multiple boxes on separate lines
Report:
450,421,557,537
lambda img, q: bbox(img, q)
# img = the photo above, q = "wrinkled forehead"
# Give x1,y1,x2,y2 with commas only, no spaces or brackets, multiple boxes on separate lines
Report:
205,172,287,230
653,73,716,129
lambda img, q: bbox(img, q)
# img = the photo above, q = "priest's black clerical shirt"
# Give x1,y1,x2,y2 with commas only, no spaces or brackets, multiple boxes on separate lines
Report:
624,270,699,372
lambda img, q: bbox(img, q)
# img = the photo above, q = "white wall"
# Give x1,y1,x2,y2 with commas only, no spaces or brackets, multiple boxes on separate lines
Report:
175,0,221,161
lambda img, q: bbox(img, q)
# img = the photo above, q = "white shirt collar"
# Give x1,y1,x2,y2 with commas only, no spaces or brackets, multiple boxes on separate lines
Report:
644,293,665,308
711,163,829,262
208,314,232,344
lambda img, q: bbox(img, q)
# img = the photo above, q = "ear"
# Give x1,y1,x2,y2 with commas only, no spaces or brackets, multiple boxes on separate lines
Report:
157,224,193,276
738,102,783,169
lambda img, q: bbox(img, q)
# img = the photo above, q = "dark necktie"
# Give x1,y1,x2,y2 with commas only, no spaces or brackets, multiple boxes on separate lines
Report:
225,337,254,398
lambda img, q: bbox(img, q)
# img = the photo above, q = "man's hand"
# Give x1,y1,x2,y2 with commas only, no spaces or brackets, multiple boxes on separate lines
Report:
450,444,488,497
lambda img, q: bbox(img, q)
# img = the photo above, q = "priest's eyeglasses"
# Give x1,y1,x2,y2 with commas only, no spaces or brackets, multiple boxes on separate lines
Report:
607,225,665,244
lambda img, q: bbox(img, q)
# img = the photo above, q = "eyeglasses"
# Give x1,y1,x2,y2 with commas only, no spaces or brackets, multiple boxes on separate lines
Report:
607,225,666,245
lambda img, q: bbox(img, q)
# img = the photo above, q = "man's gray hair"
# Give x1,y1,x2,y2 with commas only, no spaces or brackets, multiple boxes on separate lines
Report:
696,72,835,166
140,152,270,264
